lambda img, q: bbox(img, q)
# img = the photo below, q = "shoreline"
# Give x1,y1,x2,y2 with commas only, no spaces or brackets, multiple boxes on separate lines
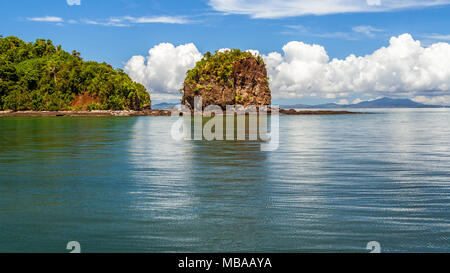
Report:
0,109,365,117
0,110,172,117
278,109,364,115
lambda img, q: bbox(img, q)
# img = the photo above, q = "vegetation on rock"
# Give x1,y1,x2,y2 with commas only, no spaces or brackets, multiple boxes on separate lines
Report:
0,36,150,111
185,49,262,86
182,49,271,109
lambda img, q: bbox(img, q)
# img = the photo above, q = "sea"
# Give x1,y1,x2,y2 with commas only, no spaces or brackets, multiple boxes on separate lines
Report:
0,108,449,252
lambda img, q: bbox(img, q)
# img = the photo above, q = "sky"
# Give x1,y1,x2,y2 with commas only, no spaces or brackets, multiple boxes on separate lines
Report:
1,0,450,104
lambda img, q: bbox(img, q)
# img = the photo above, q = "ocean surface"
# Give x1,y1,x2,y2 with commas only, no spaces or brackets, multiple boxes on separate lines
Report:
0,109,449,253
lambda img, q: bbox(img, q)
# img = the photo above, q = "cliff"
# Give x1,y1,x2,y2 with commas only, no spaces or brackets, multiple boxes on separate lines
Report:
182,49,271,109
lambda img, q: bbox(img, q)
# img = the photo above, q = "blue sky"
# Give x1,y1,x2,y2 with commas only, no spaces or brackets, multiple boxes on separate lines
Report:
2,0,450,104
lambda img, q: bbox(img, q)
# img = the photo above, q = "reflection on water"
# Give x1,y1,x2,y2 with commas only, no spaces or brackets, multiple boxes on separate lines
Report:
0,110,449,252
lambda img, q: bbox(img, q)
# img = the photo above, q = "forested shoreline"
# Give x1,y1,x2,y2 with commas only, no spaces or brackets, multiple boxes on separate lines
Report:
0,36,151,111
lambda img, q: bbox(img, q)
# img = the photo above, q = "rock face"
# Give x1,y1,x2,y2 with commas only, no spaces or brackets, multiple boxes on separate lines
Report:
182,50,271,109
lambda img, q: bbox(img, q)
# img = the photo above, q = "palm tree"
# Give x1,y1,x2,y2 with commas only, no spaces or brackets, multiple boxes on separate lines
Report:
46,60,59,85
72,50,81,57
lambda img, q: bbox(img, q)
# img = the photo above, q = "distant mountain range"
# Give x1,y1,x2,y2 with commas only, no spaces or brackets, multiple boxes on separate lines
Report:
152,97,446,110
152,102,180,110
281,97,445,109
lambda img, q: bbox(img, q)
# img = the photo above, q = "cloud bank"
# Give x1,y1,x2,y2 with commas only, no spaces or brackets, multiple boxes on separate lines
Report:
264,34,450,99
208,0,450,18
125,34,450,104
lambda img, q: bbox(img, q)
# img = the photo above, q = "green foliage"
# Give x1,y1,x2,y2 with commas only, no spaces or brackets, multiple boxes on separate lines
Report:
105,95,125,110
185,49,260,86
86,102,101,111
0,36,151,111
235,93,244,103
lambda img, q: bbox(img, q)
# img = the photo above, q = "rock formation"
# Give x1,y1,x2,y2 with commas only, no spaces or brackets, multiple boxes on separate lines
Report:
182,49,271,109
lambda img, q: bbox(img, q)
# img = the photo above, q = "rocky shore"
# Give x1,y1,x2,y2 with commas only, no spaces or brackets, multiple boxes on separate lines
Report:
0,109,363,117
0,110,172,117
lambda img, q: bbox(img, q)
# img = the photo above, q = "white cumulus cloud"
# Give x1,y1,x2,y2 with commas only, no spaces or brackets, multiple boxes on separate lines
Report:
67,0,81,6
209,0,450,18
264,34,450,99
124,34,450,102
125,43,203,95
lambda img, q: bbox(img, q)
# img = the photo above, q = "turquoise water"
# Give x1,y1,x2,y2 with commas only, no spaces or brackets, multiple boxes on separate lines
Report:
0,109,449,253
